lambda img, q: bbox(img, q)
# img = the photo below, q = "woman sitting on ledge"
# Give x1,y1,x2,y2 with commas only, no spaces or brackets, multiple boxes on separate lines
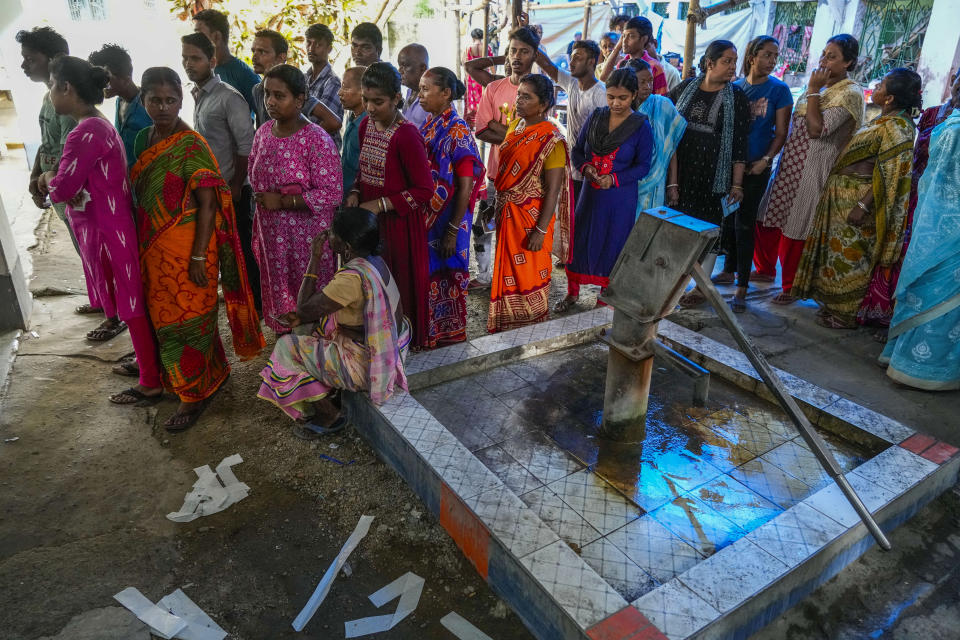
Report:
257,207,411,438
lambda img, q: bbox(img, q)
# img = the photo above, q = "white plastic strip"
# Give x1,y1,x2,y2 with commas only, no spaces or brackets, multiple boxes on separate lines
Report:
343,572,424,638
113,587,187,640
157,589,228,640
440,612,494,640
292,514,375,632
167,455,249,523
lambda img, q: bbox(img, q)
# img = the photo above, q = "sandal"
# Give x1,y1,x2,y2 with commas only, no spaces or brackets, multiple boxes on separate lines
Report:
292,415,348,440
771,292,797,305
679,290,706,307
467,279,490,292
112,357,139,377
711,272,736,285
109,387,162,406
816,314,857,330
75,303,103,315
163,379,226,432
730,296,747,314
87,319,128,342
750,270,776,283
554,295,578,313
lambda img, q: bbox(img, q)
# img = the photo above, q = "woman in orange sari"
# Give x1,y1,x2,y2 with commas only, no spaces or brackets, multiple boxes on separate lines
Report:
487,74,572,332
131,67,264,431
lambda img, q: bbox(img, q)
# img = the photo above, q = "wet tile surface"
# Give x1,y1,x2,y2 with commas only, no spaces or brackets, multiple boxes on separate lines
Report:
728,457,814,509
631,579,720,640
580,537,660,602
473,444,544,495
761,438,834,491
500,431,584,484
606,515,704,583
647,494,747,558
677,537,789,613
691,474,783,532
520,539,627,629
544,469,643,535
745,502,846,567
519,485,603,549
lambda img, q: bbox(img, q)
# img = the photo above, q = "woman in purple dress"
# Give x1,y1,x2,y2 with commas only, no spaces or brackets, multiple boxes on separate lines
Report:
558,69,653,311
37,56,162,404
250,65,343,333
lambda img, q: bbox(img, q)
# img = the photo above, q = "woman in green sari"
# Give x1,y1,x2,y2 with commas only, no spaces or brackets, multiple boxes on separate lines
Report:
794,68,920,329
131,67,264,431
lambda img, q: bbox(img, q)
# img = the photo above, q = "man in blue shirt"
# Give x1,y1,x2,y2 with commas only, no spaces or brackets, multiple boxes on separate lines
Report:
193,9,260,116
337,67,367,194
88,44,152,168
303,23,344,146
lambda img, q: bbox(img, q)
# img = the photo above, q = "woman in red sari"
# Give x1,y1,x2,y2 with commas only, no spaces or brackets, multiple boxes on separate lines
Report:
345,62,433,348
463,28,493,128
488,74,572,332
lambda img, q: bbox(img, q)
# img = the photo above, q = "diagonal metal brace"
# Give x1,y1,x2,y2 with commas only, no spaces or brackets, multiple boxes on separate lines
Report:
690,263,892,551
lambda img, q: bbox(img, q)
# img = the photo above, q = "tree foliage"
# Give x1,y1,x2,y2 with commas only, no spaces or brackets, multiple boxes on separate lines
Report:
166,0,378,67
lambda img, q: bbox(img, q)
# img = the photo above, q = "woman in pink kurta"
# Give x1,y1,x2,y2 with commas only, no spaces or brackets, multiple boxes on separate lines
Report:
38,56,162,403
250,65,343,333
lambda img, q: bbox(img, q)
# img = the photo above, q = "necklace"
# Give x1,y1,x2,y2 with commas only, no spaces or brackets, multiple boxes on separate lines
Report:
377,110,400,132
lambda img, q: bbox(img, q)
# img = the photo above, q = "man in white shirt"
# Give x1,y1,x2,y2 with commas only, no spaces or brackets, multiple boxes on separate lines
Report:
536,40,607,204
647,38,681,91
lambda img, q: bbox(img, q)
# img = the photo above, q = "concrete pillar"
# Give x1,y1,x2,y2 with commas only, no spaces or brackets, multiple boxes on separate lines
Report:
916,0,960,107
805,0,865,78
0,194,31,330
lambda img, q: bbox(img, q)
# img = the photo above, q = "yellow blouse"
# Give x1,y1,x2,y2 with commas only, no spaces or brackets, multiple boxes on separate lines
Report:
505,119,566,170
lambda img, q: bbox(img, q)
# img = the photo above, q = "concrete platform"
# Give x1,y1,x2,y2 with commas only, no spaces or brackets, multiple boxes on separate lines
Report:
343,308,960,640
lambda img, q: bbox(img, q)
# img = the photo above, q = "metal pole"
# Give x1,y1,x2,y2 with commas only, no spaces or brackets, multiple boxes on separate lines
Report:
599,310,657,443
682,0,699,78
689,263,892,551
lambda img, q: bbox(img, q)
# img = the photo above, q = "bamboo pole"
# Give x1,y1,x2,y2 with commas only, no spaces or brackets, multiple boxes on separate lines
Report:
582,0,592,40
682,0,699,78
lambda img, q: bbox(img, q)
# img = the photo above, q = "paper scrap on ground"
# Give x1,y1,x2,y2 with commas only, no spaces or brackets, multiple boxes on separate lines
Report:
343,572,424,638
157,589,228,640
440,612,494,640
113,587,187,639
292,514,375,632
167,454,250,523
115,587,227,640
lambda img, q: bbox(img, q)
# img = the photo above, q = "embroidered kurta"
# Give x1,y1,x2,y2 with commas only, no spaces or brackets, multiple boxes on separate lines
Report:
48,117,145,323
356,118,434,348
249,122,342,333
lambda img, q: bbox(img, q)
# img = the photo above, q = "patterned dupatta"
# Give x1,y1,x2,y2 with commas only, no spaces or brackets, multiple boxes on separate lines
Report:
637,94,687,211
494,119,573,262
420,106,485,229
130,130,265,359
832,113,916,268
341,257,408,405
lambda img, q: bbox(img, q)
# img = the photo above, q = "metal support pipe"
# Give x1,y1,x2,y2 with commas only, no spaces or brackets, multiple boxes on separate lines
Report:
599,310,658,443
690,263,892,551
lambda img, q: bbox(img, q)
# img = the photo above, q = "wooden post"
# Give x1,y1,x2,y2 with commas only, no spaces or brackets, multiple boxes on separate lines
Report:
582,0,592,40
512,0,524,26
682,0,700,78
483,0,491,56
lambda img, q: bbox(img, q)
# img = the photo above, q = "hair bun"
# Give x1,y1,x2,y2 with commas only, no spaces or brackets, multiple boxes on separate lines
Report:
453,78,466,101
90,65,111,91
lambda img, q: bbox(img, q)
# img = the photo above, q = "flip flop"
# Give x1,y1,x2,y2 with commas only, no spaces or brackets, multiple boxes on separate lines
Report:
75,303,103,315
467,279,490,291
292,415,348,440
163,378,226,432
816,314,857,330
679,290,706,307
554,296,578,313
711,272,736,285
771,292,797,305
112,359,140,377
87,320,128,342
731,297,747,313
750,270,776,283
109,387,162,406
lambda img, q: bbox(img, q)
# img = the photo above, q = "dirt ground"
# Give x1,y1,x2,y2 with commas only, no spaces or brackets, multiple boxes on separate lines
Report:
0,215,533,640
3,214,960,640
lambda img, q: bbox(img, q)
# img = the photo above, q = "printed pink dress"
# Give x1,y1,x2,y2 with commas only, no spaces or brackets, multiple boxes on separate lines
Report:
250,121,343,332
48,117,161,388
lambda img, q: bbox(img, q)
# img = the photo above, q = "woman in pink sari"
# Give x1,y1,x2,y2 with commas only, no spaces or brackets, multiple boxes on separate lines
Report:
250,64,343,333
37,56,162,405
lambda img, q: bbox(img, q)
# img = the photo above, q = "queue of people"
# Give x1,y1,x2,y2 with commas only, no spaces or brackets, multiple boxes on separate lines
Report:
14,10,960,446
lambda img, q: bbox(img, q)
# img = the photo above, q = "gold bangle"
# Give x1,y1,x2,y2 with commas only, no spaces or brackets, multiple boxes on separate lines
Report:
303,273,318,279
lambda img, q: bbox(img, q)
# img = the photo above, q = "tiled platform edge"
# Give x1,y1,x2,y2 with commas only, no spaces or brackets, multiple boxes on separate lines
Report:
343,308,960,640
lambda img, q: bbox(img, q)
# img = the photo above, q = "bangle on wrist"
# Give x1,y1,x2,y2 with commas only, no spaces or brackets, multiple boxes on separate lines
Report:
666,183,679,188
534,224,548,234
190,255,205,262
731,185,743,191
303,273,318,279
856,200,870,212
807,92,821,99
447,221,460,232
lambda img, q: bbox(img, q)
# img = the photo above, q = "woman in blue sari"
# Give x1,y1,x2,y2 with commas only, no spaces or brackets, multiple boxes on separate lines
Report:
418,67,484,347
879,111,960,390
628,58,686,213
